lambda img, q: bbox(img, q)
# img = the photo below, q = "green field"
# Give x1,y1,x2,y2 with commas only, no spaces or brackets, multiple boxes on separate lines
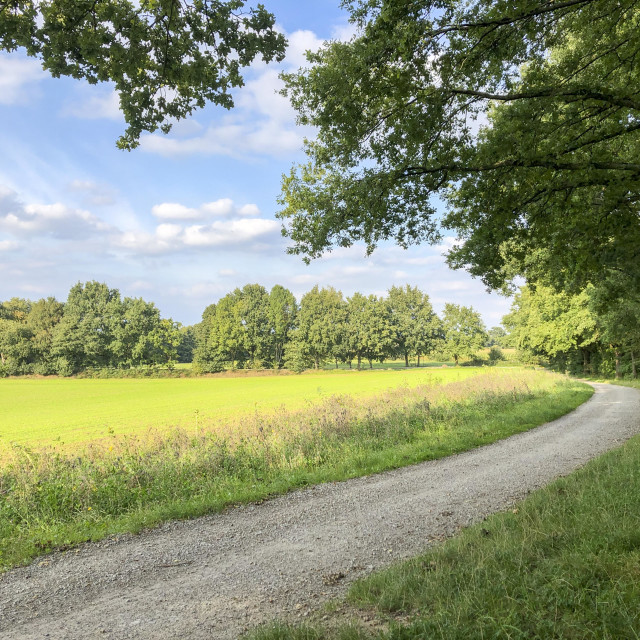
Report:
0,367,481,447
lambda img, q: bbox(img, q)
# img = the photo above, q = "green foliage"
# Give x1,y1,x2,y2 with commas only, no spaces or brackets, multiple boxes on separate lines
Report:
503,279,640,378
441,303,486,366
278,0,640,291
486,326,507,348
176,325,196,363
346,293,394,369
0,282,179,376
386,285,440,367
0,1,286,149
295,285,347,369
269,285,298,368
2,280,494,377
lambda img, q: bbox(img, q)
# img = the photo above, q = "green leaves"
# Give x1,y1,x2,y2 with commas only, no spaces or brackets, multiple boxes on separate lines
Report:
279,0,640,290
0,1,286,148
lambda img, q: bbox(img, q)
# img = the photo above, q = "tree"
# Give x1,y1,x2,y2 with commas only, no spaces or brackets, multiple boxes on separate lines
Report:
503,285,599,373
237,283,271,367
295,285,345,369
26,297,64,373
176,325,196,363
386,285,439,366
51,281,123,372
486,327,507,348
0,1,286,149
268,285,297,368
441,304,486,366
278,0,640,291
204,291,246,368
0,298,34,374
112,297,164,366
588,274,640,378
346,292,394,369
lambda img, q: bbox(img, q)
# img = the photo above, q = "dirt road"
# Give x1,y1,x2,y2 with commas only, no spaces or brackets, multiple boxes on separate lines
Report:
1,382,639,639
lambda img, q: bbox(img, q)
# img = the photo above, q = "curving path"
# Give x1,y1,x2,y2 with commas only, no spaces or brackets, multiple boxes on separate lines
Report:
1,382,639,640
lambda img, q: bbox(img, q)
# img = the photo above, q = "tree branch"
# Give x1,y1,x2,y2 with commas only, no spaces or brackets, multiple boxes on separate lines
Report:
399,159,640,178
446,87,640,111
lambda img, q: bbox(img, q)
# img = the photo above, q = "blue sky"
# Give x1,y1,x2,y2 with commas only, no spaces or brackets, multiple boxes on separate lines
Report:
0,1,512,328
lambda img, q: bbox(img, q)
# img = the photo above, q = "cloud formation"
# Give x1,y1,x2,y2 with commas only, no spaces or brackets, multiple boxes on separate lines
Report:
0,185,109,240
0,55,45,104
63,88,122,120
151,199,261,221
116,198,279,254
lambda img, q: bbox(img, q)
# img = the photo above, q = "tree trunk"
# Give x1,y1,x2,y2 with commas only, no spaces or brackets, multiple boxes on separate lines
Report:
349,360,352,369
417,355,420,367
369,359,373,369
357,354,361,370
631,351,637,379
404,352,409,367
582,349,591,376
335,358,338,369
615,350,622,379
315,357,319,370
454,354,459,366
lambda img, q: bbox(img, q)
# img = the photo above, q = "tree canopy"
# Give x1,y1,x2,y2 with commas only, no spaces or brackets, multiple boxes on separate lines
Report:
278,0,640,291
0,1,286,148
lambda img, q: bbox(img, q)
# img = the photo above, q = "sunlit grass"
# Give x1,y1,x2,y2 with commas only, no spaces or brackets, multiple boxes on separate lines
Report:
0,367,480,447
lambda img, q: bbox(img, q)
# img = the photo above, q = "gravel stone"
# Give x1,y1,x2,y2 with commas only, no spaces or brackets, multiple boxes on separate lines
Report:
1,382,639,639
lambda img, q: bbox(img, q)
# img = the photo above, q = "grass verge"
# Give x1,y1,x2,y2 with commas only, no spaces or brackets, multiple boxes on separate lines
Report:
249,395,640,640
0,370,591,572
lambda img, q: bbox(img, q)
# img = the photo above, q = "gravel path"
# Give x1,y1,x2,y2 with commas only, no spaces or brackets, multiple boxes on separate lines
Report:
1,382,639,640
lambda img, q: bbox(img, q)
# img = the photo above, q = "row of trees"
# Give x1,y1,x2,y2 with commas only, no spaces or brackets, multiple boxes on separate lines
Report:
0,282,187,376
194,284,488,372
504,275,640,379
1,281,493,376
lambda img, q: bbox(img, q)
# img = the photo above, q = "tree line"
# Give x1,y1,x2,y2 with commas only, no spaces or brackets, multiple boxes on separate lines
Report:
0,282,189,376
504,274,640,379
0,281,491,376
194,283,488,372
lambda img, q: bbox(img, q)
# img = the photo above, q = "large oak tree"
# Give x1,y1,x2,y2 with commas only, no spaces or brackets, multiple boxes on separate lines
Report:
279,0,640,291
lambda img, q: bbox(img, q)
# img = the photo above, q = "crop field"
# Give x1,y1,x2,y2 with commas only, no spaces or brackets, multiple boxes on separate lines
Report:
0,366,482,448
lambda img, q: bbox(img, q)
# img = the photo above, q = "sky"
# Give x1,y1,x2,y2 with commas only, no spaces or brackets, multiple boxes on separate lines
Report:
0,1,513,328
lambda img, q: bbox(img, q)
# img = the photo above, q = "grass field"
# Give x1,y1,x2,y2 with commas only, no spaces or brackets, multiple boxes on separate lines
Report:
0,367,482,447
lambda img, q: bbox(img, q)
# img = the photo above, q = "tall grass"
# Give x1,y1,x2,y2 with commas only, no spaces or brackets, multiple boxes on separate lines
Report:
0,370,590,570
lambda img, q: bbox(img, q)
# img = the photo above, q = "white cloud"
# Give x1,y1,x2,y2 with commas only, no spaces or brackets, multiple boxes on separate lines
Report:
285,29,325,67
141,115,306,158
152,203,201,221
139,27,324,159
64,88,122,120
183,219,278,247
0,240,19,251
116,217,279,255
0,55,45,105
152,199,262,220
331,21,360,42
0,186,110,240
